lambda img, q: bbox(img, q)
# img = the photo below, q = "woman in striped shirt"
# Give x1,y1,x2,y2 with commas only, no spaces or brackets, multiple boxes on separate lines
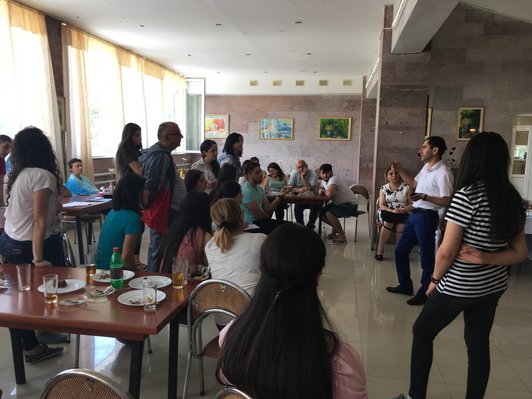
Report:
392,132,526,399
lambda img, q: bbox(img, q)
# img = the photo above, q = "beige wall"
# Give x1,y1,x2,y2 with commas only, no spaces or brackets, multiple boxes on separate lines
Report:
206,95,362,183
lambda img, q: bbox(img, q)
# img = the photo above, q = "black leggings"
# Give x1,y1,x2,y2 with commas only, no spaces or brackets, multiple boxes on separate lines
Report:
409,290,503,399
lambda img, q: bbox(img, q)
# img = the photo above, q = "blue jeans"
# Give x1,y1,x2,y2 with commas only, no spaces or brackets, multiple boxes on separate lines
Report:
409,291,503,399
0,232,65,266
394,209,439,296
294,204,320,228
147,228,163,272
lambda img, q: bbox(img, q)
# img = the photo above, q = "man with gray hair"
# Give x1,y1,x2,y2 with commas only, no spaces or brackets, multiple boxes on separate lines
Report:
139,122,182,271
287,159,319,229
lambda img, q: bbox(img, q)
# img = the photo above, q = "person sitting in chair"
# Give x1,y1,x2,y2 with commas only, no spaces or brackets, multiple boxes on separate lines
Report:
65,158,99,195
375,163,412,261
318,163,358,245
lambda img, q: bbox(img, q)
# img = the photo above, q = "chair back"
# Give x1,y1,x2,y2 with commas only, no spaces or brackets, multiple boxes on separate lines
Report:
188,279,251,325
350,184,370,200
215,387,254,399
40,368,133,399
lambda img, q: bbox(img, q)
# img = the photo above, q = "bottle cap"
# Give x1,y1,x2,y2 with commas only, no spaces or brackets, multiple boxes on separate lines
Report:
113,247,120,252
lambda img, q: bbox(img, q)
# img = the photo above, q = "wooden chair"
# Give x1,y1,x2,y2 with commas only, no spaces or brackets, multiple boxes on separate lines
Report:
215,387,254,399
182,279,251,399
40,368,133,399
344,184,371,242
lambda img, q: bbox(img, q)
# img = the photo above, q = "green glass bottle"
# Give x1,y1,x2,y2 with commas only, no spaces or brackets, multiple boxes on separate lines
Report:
110,247,124,289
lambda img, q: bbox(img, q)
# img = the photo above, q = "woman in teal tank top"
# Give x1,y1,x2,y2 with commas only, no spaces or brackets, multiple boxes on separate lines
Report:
262,162,288,221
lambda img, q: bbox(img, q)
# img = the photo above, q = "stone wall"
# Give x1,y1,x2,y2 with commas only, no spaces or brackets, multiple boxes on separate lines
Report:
206,95,362,183
428,4,532,160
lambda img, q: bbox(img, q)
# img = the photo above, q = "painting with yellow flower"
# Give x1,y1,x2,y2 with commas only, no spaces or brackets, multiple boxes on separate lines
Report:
318,117,351,140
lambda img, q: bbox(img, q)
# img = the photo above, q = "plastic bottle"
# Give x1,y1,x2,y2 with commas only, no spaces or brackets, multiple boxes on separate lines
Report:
110,247,124,288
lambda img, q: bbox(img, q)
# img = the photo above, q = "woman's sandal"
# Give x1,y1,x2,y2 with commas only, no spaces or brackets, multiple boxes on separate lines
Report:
375,254,384,261
330,238,347,245
25,345,64,365
326,233,338,240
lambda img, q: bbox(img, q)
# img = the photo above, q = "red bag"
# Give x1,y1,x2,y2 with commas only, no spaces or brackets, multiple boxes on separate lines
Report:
142,188,171,233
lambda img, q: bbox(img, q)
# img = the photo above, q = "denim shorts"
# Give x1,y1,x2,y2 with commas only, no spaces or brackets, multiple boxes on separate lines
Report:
322,202,358,218
0,232,65,265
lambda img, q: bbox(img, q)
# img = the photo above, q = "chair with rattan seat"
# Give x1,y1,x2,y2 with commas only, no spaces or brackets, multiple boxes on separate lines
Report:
40,368,132,399
182,279,251,399
215,387,254,399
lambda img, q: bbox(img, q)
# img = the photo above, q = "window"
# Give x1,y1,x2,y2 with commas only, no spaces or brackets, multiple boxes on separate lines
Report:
185,78,205,152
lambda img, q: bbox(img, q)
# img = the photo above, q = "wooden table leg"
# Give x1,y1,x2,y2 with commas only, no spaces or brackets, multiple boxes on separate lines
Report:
168,317,179,399
129,339,144,399
9,329,26,384
76,216,85,264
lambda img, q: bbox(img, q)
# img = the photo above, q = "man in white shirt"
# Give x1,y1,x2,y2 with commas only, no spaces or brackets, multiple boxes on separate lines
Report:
386,136,454,305
318,163,358,244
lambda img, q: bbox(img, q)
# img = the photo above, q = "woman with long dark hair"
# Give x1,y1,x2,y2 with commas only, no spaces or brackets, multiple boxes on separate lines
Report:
392,132,526,399
217,223,367,398
0,126,65,364
262,162,289,221
115,122,142,177
95,173,147,270
192,139,219,191
158,191,213,273
210,163,238,201
217,132,243,176
210,180,243,204
184,169,208,192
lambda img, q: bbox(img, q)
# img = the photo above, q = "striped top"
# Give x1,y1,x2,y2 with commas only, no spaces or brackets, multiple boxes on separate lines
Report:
438,183,516,297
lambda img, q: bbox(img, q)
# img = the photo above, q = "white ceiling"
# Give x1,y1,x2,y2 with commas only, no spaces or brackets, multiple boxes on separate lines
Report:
21,0,394,93
18,0,532,94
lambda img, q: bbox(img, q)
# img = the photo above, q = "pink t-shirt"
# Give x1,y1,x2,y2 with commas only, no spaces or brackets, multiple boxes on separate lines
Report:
177,227,206,267
218,321,368,399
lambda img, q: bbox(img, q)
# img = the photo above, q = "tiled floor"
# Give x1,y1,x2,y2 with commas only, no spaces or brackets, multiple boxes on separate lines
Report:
1,215,531,398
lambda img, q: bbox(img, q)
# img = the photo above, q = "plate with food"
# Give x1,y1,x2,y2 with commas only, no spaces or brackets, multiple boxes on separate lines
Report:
128,275,172,289
92,269,135,283
117,290,166,306
37,279,85,294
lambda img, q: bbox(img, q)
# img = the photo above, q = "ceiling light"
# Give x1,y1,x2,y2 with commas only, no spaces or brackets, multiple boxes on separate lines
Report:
306,52,312,56
264,71,269,74
245,53,251,56
295,21,302,24
61,22,67,26
187,54,192,57
137,24,144,28
214,23,222,27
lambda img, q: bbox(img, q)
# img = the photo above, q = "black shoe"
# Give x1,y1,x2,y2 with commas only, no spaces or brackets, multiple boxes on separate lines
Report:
36,331,70,345
375,254,383,261
407,294,427,306
386,285,413,296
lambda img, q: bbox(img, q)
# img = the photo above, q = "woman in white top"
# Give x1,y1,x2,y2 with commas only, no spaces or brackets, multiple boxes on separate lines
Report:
191,140,219,191
205,198,266,328
0,126,64,364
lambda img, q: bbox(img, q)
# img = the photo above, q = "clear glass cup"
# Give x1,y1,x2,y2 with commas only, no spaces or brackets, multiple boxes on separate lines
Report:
43,274,58,304
142,280,157,312
16,264,31,291
172,258,188,289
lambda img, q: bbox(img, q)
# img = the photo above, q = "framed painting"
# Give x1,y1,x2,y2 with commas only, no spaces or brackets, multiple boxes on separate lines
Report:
318,117,351,140
204,114,229,139
258,118,294,140
425,107,433,138
457,107,484,140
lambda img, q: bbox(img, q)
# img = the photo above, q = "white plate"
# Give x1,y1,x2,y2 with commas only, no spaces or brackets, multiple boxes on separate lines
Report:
37,279,86,294
86,286,115,298
93,269,135,283
117,290,166,306
128,275,172,289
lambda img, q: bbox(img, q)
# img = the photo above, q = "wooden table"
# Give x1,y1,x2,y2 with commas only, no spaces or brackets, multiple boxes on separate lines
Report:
271,193,329,233
0,265,192,399
62,195,113,264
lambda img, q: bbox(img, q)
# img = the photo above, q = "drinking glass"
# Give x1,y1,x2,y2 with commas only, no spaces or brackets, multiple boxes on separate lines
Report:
43,274,58,304
16,264,31,291
172,258,188,289
142,280,157,312
85,263,97,277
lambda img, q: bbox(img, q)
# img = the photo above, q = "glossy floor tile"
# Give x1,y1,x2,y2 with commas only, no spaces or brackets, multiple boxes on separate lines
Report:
1,214,531,398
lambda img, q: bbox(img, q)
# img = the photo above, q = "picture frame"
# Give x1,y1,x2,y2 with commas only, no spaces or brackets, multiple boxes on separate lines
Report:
258,118,294,140
457,107,484,140
425,107,433,138
204,114,229,139
318,117,351,141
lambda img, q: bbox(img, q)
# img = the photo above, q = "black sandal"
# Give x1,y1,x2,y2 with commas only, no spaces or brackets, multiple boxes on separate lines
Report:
25,345,64,365
375,254,384,261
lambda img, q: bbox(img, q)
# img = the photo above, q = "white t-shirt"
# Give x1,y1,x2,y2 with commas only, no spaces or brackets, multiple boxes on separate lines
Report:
413,160,454,211
5,168,61,241
205,232,266,324
321,175,357,206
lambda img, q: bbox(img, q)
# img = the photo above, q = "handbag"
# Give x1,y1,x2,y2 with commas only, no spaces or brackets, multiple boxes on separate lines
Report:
142,188,171,233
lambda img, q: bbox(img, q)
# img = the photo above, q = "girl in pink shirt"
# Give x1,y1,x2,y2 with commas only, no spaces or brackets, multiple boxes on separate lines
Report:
217,223,367,399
